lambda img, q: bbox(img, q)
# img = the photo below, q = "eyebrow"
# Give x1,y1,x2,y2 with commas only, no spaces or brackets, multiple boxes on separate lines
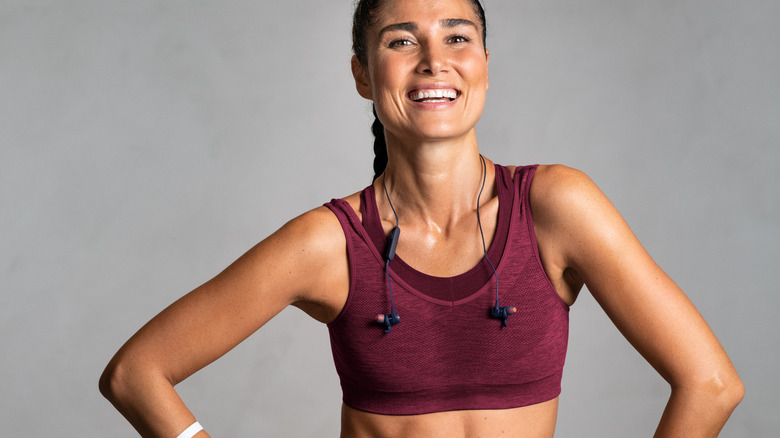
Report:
441,18,478,30
378,18,478,40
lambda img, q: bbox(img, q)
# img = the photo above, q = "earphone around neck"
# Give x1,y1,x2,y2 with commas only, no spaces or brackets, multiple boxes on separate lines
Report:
375,174,401,333
377,155,516,333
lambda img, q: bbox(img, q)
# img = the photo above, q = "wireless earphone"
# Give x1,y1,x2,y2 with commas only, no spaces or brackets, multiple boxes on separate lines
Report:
376,226,401,333
475,156,517,328
491,304,517,327
377,155,515,333
376,181,401,333
376,309,400,333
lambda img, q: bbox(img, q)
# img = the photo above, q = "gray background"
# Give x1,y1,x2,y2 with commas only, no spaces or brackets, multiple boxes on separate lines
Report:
1,0,777,436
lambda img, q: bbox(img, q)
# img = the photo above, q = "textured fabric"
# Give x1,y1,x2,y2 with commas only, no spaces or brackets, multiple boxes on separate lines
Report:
324,164,569,415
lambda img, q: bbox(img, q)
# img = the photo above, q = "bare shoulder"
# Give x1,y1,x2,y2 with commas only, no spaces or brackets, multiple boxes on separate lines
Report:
528,164,634,280
278,205,345,249
529,164,613,228
269,204,349,285
272,189,361,250
267,196,361,322
531,164,600,202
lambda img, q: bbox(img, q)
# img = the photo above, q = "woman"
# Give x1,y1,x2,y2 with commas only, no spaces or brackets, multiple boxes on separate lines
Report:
100,0,744,436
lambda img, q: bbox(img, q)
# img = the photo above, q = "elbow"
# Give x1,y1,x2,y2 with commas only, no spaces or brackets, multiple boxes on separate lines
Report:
682,368,745,415
99,354,145,407
710,368,745,412
723,374,745,410
99,352,175,410
710,373,745,423
99,358,126,404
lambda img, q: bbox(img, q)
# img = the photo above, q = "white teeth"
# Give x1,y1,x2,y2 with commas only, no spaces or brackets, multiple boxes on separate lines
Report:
411,89,458,101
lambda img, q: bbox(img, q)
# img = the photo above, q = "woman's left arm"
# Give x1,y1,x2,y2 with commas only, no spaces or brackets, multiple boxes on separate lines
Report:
531,165,744,437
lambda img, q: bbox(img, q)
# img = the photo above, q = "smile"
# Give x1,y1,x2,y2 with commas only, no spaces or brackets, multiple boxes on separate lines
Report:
408,88,459,103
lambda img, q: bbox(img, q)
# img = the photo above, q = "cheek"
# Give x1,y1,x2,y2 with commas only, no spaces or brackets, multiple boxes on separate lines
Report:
373,54,399,80
461,56,489,88
370,57,411,109
458,56,489,113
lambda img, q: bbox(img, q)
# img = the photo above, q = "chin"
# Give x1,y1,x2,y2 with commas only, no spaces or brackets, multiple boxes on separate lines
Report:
411,129,474,143
414,119,479,141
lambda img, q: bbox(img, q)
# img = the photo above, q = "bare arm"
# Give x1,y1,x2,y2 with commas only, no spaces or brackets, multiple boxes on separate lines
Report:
531,165,743,437
99,206,348,437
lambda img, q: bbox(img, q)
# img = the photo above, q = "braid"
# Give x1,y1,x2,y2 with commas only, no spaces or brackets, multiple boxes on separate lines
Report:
371,104,388,181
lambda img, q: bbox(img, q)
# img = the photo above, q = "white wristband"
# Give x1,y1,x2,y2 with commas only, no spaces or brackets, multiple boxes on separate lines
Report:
176,421,203,438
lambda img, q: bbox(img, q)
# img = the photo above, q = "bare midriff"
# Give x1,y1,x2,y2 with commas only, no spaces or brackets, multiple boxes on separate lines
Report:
340,397,559,438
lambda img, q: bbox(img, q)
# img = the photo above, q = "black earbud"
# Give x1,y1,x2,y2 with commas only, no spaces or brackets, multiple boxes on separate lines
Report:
376,310,401,333
491,303,517,327
384,226,400,262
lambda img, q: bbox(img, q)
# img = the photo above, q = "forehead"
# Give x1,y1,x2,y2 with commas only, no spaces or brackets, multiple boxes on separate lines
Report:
375,0,480,28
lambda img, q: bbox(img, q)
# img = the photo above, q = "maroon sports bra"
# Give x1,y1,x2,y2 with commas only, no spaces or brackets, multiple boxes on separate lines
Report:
323,164,569,415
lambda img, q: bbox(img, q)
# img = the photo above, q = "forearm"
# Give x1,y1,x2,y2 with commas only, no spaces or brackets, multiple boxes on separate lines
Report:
654,382,743,437
100,360,211,438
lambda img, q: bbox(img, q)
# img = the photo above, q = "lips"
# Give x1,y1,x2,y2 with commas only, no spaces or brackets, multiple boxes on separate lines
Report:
407,85,460,103
408,88,459,102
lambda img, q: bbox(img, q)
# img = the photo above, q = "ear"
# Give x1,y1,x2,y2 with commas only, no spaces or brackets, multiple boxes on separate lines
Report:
485,49,490,90
351,55,373,100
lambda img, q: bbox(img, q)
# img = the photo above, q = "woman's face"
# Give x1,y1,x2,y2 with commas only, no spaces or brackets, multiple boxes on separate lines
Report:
352,0,489,144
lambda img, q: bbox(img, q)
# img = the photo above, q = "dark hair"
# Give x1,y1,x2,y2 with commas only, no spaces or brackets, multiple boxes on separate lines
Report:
352,0,487,180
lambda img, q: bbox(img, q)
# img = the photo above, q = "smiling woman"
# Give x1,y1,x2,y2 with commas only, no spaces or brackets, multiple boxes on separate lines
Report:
99,0,744,437
352,0,490,153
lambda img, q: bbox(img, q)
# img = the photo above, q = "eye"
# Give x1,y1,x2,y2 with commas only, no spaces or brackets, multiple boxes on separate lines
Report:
388,38,413,48
448,35,470,44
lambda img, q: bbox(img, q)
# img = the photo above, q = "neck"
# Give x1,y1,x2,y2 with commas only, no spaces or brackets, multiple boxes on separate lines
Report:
379,130,491,227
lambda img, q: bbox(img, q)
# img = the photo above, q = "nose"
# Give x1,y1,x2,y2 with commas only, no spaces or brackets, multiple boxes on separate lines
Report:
416,42,448,76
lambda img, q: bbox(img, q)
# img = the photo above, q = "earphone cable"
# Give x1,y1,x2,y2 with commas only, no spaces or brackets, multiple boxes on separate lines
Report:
476,155,500,307
382,173,399,316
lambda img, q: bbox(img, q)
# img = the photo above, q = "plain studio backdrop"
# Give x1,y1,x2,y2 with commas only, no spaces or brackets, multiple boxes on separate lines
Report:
1,0,778,436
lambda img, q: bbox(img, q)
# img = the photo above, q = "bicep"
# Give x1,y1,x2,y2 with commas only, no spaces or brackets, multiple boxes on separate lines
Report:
113,207,346,385
574,220,717,386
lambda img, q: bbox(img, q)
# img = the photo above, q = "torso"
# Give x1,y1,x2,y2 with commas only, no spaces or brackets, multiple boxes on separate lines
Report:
295,163,580,437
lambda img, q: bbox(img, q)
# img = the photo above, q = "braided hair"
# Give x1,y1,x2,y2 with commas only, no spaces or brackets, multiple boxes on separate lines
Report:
370,104,388,182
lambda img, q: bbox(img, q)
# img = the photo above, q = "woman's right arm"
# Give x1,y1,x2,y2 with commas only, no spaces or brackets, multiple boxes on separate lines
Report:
99,206,349,437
